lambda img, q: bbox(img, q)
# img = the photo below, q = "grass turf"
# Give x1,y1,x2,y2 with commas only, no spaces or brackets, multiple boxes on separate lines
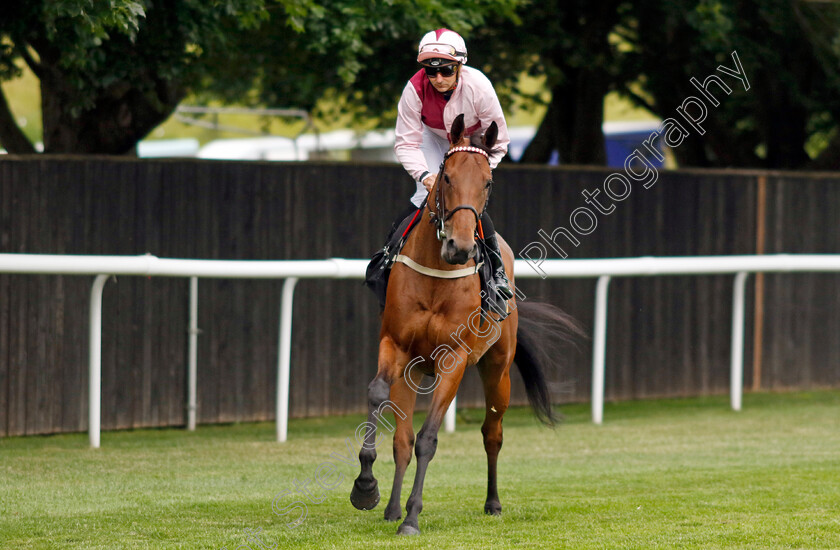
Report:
2,391,840,549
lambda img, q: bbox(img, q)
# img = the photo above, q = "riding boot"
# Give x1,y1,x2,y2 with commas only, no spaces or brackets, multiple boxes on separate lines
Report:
386,204,421,245
365,203,422,310
480,214,514,300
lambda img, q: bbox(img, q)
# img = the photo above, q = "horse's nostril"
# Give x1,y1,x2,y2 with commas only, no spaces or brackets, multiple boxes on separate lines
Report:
447,238,456,248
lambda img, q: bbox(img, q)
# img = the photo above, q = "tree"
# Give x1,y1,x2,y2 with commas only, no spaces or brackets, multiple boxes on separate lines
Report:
622,0,840,169
198,0,524,125
297,0,632,166
0,0,523,155
0,0,275,154
462,0,840,169
466,0,634,165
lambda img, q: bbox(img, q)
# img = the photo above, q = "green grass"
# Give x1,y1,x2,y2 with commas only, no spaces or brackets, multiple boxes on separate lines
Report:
2,391,840,549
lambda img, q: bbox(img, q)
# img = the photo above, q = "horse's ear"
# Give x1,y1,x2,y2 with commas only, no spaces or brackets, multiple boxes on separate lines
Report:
483,122,498,149
450,114,465,144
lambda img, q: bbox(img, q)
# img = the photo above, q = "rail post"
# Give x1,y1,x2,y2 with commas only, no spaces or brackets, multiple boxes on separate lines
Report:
592,275,611,425
187,277,199,431
89,274,111,448
444,398,456,433
277,277,299,442
730,271,749,411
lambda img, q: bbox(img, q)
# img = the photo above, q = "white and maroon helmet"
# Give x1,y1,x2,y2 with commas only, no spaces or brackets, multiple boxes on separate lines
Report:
417,29,468,65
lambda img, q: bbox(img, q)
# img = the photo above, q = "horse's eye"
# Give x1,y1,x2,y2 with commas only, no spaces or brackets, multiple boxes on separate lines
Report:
444,173,451,186
485,179,493,189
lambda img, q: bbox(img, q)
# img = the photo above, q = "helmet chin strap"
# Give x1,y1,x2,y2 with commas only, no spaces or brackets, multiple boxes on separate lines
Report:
442,65,460,95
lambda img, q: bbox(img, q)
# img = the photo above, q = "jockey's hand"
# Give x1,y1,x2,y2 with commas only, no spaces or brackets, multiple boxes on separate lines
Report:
422,174,436,193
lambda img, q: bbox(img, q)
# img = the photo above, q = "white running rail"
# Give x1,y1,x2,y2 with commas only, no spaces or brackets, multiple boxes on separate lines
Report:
2,253,840,447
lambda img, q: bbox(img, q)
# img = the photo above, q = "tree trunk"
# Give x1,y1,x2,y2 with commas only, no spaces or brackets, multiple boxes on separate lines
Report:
808,128,840,170
670,131,713,168
0,88,37,154
758,76,810,169
520,68,607,165
39,61,184,155
519,89,560,164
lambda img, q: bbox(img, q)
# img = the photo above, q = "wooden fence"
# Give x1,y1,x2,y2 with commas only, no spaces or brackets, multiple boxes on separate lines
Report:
1,156,839,436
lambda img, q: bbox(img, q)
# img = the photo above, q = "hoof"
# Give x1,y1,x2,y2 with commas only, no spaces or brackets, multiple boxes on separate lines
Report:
396,522,420,536
484,502,502,516
384,505,402,522
350,479,380,511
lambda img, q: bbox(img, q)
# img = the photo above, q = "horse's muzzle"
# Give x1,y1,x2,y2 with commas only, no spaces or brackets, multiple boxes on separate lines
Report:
441,237,477,265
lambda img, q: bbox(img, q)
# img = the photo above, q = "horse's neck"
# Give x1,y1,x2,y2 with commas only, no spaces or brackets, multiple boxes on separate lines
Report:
396,204,482,317
403,206,448,269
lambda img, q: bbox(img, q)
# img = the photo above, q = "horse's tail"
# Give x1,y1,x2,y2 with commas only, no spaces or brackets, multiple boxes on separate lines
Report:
514,301,587,426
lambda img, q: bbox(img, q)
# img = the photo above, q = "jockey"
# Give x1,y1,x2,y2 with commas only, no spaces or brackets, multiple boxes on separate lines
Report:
393,28,513,299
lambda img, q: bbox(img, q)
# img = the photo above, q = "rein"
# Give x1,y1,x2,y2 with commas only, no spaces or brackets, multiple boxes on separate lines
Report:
428,146,493,242
395,144,492,280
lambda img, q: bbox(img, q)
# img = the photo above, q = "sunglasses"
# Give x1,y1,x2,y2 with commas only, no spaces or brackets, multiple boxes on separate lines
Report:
424,64,457,78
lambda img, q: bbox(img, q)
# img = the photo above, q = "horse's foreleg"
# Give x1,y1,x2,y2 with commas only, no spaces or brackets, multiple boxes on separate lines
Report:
384,374,418,521
351,336,401,511
397,365,466,536
478,365,511,515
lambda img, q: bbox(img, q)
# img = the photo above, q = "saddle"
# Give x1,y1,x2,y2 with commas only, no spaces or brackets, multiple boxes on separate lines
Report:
364,205,510,320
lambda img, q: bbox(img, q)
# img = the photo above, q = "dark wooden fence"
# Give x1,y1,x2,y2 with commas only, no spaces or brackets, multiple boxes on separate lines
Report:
1,157,839,436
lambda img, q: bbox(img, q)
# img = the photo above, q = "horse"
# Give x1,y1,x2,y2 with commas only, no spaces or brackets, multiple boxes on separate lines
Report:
350,113,584,535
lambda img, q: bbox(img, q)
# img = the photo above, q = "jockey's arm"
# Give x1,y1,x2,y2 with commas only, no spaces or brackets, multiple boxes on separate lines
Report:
476,86,510,169
394,82,431,183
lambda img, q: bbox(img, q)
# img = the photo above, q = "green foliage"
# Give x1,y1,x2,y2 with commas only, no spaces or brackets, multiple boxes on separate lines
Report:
0,0,523,152
685,0,734,53
41,0,147,42
0,0,276,151
471,1,634,109
195,0,524,127
622,0,840,168
448,0,840,167
3,0,837,165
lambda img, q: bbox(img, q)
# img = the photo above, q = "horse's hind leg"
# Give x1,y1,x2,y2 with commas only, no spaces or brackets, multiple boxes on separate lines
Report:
398,364,467,535
478,361,511,515
351,336,404,511
384,373,419,521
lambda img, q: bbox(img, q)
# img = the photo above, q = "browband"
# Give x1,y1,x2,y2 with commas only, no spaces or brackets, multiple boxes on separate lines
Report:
444,146,489,160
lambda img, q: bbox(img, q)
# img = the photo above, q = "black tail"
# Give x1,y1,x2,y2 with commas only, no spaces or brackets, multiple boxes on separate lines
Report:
514,301,587,426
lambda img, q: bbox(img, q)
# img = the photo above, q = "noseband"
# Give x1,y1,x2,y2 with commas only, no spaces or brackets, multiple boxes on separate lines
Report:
428,146,493,242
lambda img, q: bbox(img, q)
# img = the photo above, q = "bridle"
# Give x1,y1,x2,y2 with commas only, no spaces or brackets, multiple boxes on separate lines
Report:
428,146,493,242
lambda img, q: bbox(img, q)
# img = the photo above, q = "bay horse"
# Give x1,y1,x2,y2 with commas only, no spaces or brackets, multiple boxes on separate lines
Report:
351,114,583,535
